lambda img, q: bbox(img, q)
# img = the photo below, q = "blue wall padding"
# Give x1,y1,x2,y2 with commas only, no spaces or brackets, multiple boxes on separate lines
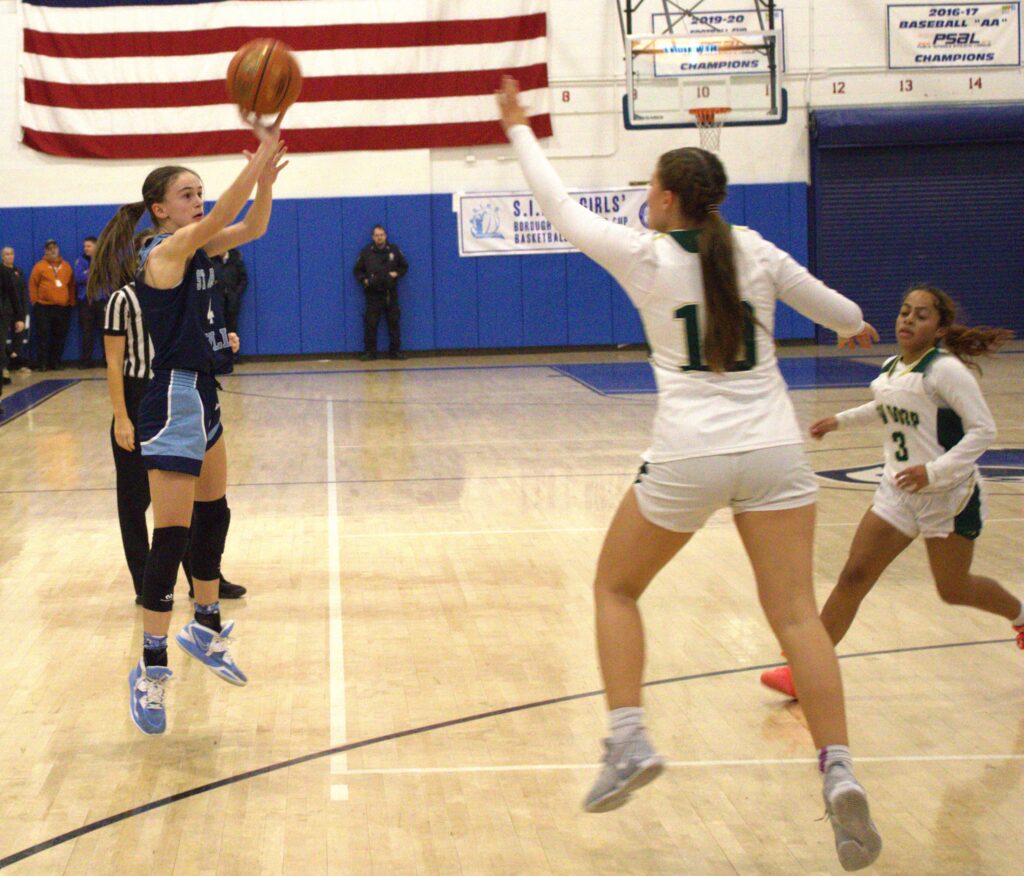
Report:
0,182,815,360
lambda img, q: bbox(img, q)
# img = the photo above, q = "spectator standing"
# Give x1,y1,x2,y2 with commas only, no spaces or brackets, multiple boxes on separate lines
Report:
75,235,106,367
0,261,26,411
3,247,31,372
29,239,75,371
354,224,408,360
213,247,247,338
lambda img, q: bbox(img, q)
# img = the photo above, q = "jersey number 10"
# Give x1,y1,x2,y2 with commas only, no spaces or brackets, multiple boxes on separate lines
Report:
674,303,757,372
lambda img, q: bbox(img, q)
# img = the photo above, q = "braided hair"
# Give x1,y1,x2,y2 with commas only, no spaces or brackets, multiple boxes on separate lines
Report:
656,147,741,373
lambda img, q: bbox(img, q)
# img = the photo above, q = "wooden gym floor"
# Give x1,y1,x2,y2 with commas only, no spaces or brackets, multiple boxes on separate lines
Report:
0,345,1021,875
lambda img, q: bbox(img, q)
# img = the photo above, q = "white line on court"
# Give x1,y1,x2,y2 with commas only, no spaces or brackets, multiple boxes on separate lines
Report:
333,753,1024,777
331,517,1023,541
326,400,349,802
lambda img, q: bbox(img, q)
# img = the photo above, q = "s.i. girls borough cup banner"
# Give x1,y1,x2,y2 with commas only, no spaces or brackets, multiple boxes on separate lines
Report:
887,3,1021,68
456,188,649,256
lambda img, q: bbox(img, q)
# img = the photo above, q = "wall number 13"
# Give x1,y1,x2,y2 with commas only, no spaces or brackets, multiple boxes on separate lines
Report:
674,302,757,372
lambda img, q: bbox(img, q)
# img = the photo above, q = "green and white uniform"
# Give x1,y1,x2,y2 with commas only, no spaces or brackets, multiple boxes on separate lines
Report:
508,124,867,531
835,348,996,539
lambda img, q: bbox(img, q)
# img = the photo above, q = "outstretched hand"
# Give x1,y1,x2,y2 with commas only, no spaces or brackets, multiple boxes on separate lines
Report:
239,108,285,148
838,321,880,350
809,415,839,440
496,75,528,134
244,141,289,186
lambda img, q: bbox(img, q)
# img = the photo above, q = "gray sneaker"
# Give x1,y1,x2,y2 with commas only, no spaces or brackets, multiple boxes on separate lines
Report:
583,732,666,813
823,764,882,871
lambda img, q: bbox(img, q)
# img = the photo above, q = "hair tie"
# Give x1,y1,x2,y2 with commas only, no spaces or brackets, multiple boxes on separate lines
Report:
706,204,720,214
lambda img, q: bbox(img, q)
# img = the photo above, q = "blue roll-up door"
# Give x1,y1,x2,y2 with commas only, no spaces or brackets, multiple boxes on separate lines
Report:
810,104,1024,342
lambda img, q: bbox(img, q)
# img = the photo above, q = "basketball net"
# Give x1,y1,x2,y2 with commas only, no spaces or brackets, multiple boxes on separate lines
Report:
689,107,730,152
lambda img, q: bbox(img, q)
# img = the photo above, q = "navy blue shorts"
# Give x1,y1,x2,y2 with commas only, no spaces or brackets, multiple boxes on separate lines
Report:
138,369,222,476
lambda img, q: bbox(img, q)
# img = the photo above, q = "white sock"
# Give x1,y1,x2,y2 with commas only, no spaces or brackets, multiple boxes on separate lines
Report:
819,744,853,774
1011,601,1024,627
609,707,644,744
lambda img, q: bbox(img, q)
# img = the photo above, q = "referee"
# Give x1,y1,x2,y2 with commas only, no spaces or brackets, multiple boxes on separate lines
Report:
103,281,246,604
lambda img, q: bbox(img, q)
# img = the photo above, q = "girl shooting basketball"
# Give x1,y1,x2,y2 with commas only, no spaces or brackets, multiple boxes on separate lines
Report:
89,113,288,736
497,77,882,871
761,286,1022,700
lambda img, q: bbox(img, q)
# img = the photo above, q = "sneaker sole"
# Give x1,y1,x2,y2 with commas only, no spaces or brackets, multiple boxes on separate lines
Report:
830,785,882,871
585,758,666,813
175,636,248,686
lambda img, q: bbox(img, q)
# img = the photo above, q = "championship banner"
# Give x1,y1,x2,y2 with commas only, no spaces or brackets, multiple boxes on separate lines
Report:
456,188,648,257
887,2,1021,68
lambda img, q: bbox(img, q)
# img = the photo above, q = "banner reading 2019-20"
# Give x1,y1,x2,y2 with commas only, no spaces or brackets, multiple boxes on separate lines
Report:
455,188,649,257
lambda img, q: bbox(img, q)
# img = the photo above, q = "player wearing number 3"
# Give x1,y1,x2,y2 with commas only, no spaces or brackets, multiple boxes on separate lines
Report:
761,286,1022,699
498,77,882,871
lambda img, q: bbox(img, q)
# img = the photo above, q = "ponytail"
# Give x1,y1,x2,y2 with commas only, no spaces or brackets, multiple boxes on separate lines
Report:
88,201,147,303
697,210,744,372
656,147,744,372
903,284,1013,373
943,324,1014,372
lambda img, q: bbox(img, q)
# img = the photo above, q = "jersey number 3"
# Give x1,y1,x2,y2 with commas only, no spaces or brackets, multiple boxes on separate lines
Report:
674,302,757,372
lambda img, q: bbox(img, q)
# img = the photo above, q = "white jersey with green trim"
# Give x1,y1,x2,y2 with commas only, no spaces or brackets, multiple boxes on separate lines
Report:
508,124,866,462
834,348,996,492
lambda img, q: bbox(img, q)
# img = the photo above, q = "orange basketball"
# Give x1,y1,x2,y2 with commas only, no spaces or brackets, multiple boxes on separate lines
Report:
226,38,302,116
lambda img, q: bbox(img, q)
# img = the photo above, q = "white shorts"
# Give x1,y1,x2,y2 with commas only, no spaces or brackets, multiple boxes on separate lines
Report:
871,476,984,541
632,444,817,533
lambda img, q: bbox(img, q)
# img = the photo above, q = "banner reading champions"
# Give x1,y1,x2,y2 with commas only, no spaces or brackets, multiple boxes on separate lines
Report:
887,3,1021,68
456,188,649,257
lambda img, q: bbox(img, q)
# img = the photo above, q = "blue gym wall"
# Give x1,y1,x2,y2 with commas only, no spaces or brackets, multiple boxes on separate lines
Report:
0,182,814,360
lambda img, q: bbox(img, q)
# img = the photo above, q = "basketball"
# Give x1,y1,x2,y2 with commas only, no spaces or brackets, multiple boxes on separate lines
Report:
226,38,302,116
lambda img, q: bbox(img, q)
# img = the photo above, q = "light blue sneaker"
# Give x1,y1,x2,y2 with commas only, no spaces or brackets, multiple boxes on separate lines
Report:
175,619,248,686
128,658,173,735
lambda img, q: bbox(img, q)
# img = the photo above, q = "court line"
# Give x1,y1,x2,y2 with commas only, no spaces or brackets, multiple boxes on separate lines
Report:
0,378,79,428
0,635,1015,870
334,752,1024,777
326,516,1024,540
325,400,349,801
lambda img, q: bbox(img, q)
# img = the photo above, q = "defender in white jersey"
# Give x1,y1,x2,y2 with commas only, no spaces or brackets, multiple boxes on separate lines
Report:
498,78,882,871
762,286,1023,703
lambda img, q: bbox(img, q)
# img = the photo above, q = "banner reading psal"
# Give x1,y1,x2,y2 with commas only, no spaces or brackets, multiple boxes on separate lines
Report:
455,188,649,257
887,2,1021,69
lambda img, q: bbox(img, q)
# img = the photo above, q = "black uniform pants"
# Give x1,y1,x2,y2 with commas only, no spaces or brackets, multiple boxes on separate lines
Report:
78,299,107,364
112,376,209,595
363,290,401,353
33,304,71,369
0,322,7,401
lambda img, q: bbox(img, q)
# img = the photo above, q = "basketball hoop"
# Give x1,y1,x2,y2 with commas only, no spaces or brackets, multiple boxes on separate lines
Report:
688,107,730,152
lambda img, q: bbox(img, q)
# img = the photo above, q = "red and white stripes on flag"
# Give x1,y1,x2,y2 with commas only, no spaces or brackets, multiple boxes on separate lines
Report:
20,0,552,159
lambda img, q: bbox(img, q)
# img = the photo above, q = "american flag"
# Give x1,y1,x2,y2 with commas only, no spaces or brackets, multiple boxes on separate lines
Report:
20,0,552,159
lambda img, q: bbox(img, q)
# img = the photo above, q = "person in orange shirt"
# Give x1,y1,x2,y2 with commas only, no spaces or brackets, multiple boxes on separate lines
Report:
29,239,75,371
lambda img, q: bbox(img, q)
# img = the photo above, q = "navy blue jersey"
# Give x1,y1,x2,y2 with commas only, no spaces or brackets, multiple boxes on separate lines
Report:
135,234,222,373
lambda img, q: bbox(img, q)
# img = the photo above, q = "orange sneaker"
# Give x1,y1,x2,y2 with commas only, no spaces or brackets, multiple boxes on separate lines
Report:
1014,625,1024,650
760,665,798,699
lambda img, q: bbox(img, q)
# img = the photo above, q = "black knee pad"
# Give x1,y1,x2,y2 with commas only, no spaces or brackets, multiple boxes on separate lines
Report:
189,497,230,581
142,526,189,612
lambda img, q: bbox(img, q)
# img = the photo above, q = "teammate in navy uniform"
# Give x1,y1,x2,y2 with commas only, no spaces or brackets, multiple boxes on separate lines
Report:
89,113,288,735
761,286,1022,700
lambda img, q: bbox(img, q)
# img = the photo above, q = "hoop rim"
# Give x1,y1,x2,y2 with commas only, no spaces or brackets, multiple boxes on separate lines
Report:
688,107,732,123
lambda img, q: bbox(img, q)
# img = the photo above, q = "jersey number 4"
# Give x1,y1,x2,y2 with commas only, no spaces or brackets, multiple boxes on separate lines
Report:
674,303,757,372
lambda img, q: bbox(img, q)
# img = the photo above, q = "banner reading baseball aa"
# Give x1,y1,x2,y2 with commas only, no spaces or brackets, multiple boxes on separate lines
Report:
455,188,649,257
887,3,1021,69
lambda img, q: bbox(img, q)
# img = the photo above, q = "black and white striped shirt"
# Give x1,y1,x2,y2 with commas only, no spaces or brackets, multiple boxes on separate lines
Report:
103,283,154,379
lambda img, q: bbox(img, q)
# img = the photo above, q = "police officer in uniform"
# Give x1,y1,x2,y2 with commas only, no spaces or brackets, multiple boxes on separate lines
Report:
354,224,409,360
